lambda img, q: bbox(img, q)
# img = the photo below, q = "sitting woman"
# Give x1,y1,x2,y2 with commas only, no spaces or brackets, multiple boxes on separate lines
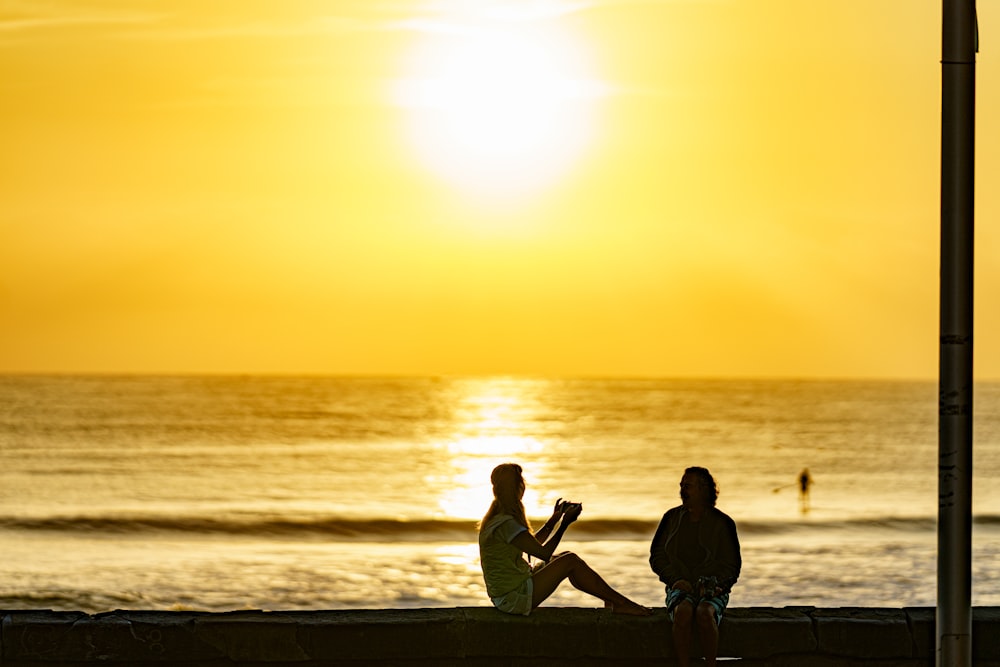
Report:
478,462,650,616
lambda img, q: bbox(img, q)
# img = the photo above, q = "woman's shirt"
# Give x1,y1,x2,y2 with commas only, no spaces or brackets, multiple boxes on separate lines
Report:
478,514,532,598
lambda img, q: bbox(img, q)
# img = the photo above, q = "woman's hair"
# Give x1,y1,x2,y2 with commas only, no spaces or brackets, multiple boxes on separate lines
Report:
685,466,719,507
481,462,531,530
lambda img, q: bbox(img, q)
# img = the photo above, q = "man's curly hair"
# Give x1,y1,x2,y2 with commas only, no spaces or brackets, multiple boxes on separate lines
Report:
685,466,719,507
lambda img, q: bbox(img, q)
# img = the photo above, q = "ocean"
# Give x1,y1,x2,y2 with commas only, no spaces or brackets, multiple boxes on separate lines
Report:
2,374,999,613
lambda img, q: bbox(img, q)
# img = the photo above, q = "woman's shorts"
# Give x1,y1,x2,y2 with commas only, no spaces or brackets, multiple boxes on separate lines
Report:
491,576,533,616
666,587,730,623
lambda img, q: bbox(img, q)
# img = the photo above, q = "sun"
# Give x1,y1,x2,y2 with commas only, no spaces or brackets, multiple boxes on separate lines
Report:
393,19,606,201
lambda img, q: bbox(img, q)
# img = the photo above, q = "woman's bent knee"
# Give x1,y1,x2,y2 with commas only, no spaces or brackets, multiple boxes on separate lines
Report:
552,551,583,567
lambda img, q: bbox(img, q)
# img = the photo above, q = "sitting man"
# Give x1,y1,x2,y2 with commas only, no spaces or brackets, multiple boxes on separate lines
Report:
650,467,741,667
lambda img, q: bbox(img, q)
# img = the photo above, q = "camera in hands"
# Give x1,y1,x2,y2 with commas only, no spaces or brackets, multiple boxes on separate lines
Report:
696,576,719,598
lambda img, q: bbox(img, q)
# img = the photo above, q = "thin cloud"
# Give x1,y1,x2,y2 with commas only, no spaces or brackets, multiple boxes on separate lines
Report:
129,17,370,42
0,12,162,33
391,1,591,28
406,0,727,22
0,1,411,42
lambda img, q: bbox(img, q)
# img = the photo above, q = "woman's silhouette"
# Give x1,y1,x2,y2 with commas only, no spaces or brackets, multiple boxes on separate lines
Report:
478,462,650,616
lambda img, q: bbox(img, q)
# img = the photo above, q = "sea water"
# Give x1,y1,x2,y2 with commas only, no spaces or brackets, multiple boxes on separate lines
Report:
1,374,999,612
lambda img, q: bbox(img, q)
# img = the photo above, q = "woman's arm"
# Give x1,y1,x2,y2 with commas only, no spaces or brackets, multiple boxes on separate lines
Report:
532,499,565,544
511,503,580,562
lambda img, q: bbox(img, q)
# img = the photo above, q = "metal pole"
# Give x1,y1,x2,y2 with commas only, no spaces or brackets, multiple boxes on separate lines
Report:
938,1,976,665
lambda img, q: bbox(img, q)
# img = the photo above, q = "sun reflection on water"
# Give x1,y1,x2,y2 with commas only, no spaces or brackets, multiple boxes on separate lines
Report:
432,378,555,521
433,543,481,570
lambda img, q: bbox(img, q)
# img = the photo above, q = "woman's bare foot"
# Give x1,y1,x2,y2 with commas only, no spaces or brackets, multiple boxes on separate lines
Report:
607,600,653,616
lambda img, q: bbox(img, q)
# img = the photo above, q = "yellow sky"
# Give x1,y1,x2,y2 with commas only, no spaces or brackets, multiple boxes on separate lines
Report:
1,0,997,379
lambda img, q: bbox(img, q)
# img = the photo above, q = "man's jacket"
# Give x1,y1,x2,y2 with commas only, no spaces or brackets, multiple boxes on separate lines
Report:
649,505,741,593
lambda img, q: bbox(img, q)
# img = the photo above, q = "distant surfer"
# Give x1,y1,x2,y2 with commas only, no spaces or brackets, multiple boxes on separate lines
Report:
650,467,741,667
799,468,812,512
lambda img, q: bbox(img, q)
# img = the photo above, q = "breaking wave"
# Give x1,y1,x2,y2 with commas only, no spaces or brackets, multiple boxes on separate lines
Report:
2,514,991,541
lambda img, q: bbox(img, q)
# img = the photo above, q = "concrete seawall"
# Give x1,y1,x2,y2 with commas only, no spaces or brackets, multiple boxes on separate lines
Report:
4,607,1000,666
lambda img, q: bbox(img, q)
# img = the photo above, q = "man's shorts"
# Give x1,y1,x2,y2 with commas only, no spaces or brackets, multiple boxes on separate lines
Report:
666,587,730,623
491,576,533,616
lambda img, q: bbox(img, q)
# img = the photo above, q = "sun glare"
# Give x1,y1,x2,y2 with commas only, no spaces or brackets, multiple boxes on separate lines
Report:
430,378,553,519
393,19,607,201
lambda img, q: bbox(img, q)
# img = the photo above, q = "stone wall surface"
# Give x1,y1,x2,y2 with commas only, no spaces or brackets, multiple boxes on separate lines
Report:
2,607,1000,667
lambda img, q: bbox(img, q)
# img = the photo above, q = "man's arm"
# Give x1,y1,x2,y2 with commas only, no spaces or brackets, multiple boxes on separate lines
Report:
649,512,682,585
709,513,742,592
